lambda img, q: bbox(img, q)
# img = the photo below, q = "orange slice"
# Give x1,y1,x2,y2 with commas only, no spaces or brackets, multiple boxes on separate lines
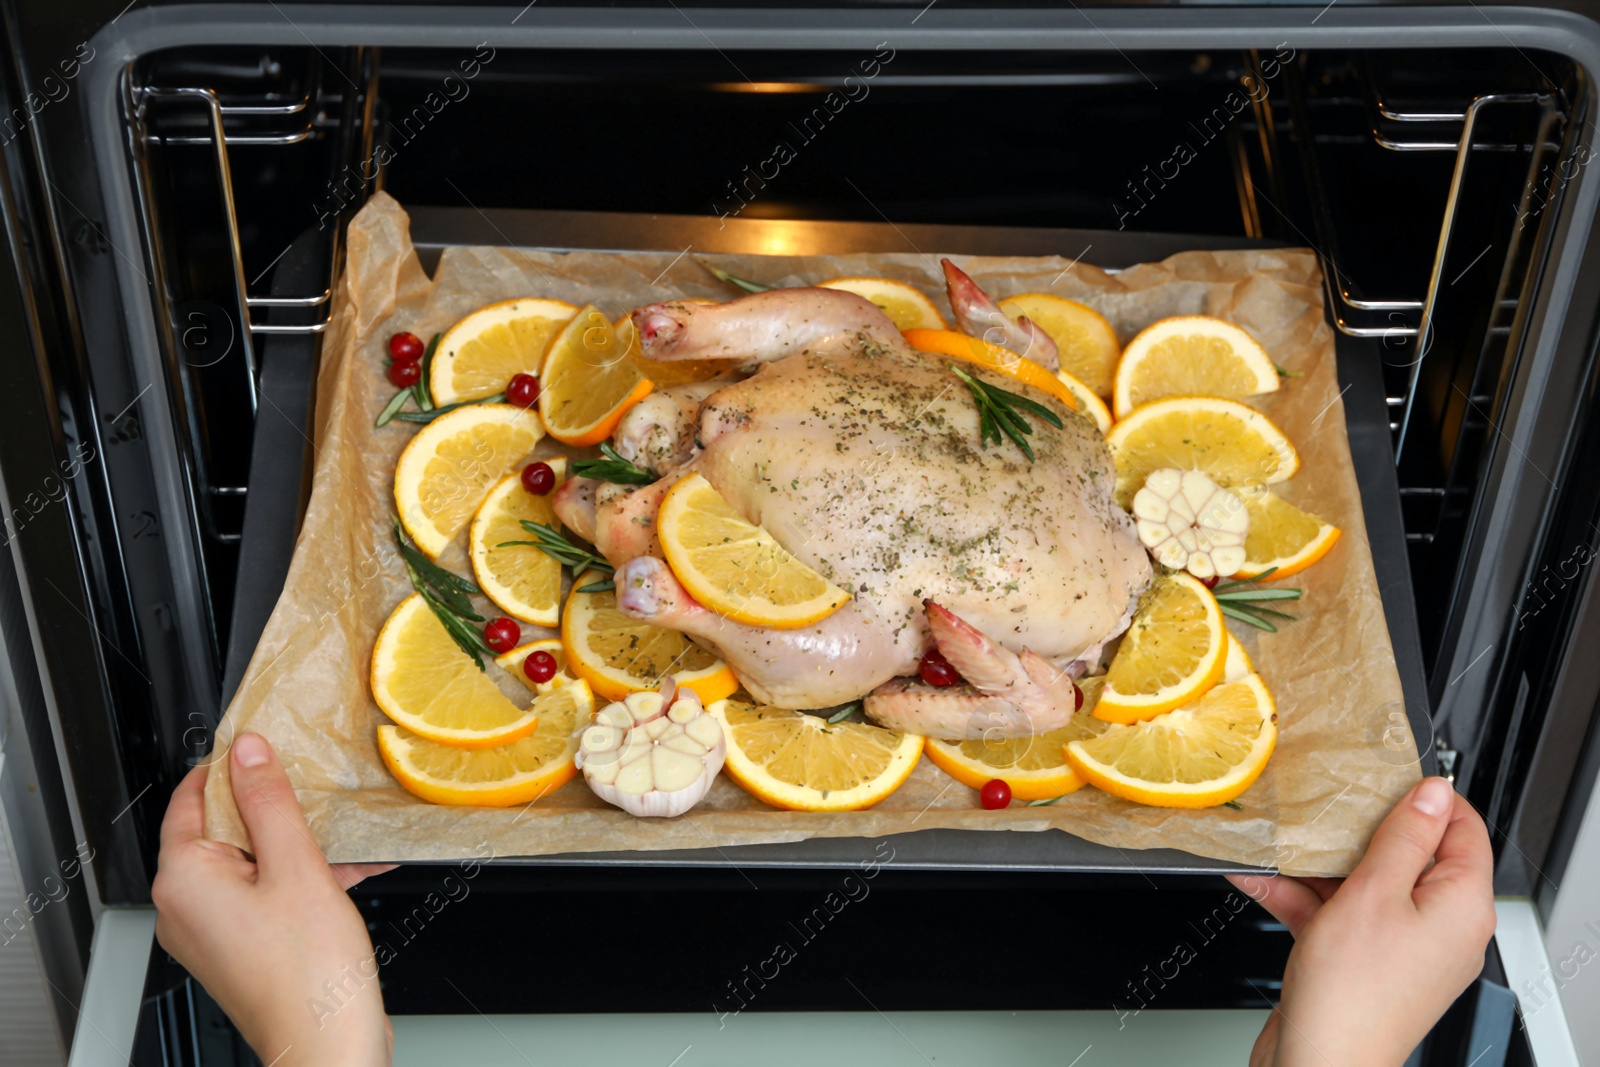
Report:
1066,673,1276,808
901,327,1078,411
538,305,654,446
393,403,544,558
1094,572,1227,724
708,699,924,811
657,473,851,630
924,676,1110,800
1056,370,1113,434
1113,315,1279,420
378,681,594,807
998,293,1121,399
560,568,739,703
1104,396,1299,510
818,277,948,330
1223,631,1254,683
468,460,567,626
370,594,541,748
429,297,577,407
1234,488,1342,580
495,638,578,696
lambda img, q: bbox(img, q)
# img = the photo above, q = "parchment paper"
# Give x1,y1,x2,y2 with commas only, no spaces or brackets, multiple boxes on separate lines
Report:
204,192,1420,877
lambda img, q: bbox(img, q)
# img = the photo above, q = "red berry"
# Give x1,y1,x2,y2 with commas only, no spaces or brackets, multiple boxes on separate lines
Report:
980,779,1012,810
1073,681,1084,712
483,618,521,655
1200,575,1221,589
521,461,556,496
919,648,962,687
506,373,540,408
387,360,421,388
524,650,558,684
389,332,424,363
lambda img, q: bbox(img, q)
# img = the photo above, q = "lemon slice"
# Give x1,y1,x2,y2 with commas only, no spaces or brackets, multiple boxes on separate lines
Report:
1223,631,1254,683
1056,369,1113,435
429,297,577,407
378,681,595,807
924,675,1111,800
657,473,851,630
469,460,567,626
370,594,542,748
1113,315,1280,419
615,311,728,388
1235,488,1342,580
998,293,1121,399
561,568,739,703
818,277,948,331
901,328,1079,411
1105,396,1299,509
1066,673,1276,808
1094,572,1227,724
539,305,654,446
394,403,544,558
708,700,925,811
495,638,577,695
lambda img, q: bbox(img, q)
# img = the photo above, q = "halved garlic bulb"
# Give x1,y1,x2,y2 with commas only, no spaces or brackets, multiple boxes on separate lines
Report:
1131,468,1250,580
575,680,726,818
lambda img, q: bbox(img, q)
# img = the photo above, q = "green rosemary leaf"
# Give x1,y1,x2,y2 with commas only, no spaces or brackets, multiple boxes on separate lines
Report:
980,380,1065,429
375,387,413,428
1221,800,1244,810
392,517,483,597
825,702,862,725
1214,588,1303,602
572,442,657,486
575,578,616,593
1027,795,1068,807
508,522,616,578
703,262,773,293
413,332,440,412
1216,567,1280,591
949,363,1053,463
1220,603,1278,633
1275,364,1305,379
390,391,508,424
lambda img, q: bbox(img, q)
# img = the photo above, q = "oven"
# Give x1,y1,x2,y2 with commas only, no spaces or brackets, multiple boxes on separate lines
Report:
1,4,1597,1065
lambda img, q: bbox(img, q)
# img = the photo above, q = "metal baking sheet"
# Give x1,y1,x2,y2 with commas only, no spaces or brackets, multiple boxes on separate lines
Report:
226,207,1432,875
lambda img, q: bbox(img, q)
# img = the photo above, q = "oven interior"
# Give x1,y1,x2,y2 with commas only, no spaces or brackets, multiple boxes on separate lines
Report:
116,39,1577,1036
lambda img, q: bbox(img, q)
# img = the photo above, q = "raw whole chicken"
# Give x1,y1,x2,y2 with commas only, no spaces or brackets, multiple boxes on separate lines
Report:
553,277,1151,739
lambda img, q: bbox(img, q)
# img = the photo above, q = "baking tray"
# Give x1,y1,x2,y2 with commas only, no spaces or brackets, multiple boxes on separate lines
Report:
223,207,1433,875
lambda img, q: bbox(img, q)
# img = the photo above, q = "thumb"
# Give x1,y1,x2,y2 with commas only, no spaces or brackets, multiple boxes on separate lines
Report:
1347,776,1455,900
229,732,324,882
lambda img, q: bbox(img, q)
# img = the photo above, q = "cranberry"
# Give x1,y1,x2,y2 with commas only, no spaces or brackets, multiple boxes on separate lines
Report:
483,617,521,655
387,360,421,388
1073,681,1084,712
1200,575,1221,589
523,650,558,684
389,331,424,363
980,779,1012,810
919,648,962,687
506,373,540,408
521,461,556,496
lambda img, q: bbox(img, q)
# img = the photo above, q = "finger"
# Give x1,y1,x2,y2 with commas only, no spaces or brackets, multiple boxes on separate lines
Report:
228,733,325,883
333,863,398,891
159,763,209,852
1299,876,1344,903
1226,872,1327,938
1415,793,1494,911
1248,1010,1281,1067
1346,776,1456,901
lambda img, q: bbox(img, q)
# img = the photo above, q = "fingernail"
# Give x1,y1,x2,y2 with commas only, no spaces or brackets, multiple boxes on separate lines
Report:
233,733,270,769
1413,776,1452,817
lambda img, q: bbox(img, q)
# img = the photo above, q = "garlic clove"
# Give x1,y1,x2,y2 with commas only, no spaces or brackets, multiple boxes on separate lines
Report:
662,732,709,757
651,745,705,791
615,757,655,795
685,713,722,750
643,716,674,740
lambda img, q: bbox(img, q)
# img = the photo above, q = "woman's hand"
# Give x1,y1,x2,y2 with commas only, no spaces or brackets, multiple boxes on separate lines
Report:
153,733,395,1067
1228,776,1497,1067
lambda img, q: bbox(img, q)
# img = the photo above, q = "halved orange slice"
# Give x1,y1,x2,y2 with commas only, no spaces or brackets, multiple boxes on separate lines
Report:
1094,572,1227,724
539,305,654,447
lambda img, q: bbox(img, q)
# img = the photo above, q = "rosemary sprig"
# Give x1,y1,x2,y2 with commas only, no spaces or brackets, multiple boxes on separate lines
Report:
948,363,1063,463
499,521,617,593
571,442,657,486
390,391,508,424
1275,363,1305,379
1221,800,1244,810
375,387,412,427
1027,794,1068,807
1213,567,1303,633
414,332,439,411
825,702,863,725
703,262,774,294
392,516,491,668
